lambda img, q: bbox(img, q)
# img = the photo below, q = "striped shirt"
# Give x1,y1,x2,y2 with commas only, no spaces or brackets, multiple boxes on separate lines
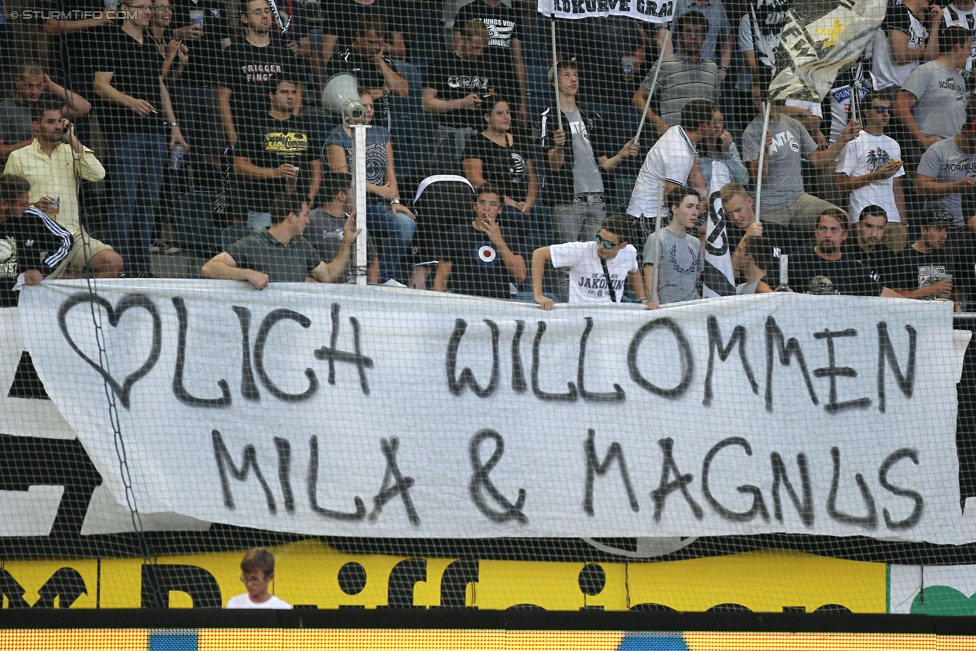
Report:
0,206,74,275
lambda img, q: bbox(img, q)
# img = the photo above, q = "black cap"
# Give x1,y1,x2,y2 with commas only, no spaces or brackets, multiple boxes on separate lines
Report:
920,207,954,226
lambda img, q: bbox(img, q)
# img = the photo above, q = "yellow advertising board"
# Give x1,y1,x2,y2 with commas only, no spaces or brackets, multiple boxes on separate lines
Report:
0,542,886,612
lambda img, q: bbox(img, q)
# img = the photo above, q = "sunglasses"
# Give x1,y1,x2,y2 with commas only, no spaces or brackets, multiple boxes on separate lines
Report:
595,233,621,249
871,105,893,114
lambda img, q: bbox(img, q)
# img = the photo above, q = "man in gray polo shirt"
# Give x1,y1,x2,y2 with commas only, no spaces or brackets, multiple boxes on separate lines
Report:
895,25,971,152
632,11,720,138
202,194,360,289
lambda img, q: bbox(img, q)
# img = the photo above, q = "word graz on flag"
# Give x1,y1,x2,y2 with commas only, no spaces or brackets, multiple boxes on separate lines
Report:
16,281,965,543
538,0,674,23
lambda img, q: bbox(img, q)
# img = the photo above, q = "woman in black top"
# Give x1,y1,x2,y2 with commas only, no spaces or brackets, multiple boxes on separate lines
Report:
461,96,538,218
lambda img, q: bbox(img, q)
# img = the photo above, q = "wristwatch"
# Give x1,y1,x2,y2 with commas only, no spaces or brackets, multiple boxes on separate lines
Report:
390,198,401,205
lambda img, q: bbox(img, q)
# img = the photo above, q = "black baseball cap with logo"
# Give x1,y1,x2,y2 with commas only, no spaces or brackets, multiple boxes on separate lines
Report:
920,207,955,226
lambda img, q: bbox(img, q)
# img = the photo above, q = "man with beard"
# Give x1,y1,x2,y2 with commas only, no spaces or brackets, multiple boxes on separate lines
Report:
789,208,901,296
842,206,900,287
3,102,122,279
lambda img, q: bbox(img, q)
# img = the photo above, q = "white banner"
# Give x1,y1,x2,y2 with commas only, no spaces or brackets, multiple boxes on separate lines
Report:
15,281,967,542
538,0,674,23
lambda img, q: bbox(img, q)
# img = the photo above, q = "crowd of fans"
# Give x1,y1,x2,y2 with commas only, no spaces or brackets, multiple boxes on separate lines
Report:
0,0,974,309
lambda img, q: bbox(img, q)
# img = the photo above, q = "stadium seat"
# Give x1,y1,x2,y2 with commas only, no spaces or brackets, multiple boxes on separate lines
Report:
173,191,223,256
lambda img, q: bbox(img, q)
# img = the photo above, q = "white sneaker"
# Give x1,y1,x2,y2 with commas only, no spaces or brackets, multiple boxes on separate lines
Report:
381,279,407,288
150,239,180,255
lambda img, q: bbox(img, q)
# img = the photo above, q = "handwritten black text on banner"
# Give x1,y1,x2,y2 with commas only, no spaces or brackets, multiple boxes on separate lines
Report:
17,283,963,542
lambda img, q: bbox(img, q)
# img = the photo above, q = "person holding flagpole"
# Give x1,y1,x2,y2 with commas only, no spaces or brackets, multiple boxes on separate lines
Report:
539,59,639,300
742,93,861,235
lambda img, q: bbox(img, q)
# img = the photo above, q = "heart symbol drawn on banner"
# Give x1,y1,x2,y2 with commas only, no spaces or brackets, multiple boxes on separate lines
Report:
57,292,162,409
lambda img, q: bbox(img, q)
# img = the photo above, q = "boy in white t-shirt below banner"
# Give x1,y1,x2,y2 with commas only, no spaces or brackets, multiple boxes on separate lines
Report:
226,548,292,609
531,214,653,310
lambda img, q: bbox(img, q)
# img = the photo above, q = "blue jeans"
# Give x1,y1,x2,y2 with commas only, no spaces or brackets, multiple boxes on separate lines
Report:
107,133,167,274
367,200,416,283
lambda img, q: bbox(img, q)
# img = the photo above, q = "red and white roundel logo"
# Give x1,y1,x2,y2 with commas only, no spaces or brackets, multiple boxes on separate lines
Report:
477,244,497,264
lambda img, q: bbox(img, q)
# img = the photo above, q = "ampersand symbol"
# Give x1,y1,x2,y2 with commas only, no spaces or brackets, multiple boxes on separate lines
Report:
468,429,528,524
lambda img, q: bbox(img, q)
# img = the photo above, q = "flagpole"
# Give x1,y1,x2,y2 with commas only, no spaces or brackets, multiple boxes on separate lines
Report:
550,15,562,132
634,23,672,144
267,0,290,36
650,183,665,305
754,101,772,223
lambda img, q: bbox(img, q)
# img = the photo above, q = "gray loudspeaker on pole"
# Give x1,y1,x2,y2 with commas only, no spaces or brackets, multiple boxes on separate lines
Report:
322,73,369,284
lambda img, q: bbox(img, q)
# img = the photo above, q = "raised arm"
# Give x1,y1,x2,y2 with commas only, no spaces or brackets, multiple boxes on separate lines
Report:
310,214,361,282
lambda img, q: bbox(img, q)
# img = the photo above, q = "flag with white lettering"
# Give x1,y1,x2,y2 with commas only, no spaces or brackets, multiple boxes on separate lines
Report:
768,0,886,103
537,0,675,24
702,162,736,298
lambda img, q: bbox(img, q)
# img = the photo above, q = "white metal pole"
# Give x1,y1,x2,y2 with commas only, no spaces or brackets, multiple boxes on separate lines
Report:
351,123,369,285
754,102,772,223
634,26,672,143
550,15,562,131
649,183,665,305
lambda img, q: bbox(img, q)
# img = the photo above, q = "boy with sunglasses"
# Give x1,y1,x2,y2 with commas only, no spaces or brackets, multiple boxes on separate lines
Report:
531,214,652,310
834,91,908,250
227,547,292,609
